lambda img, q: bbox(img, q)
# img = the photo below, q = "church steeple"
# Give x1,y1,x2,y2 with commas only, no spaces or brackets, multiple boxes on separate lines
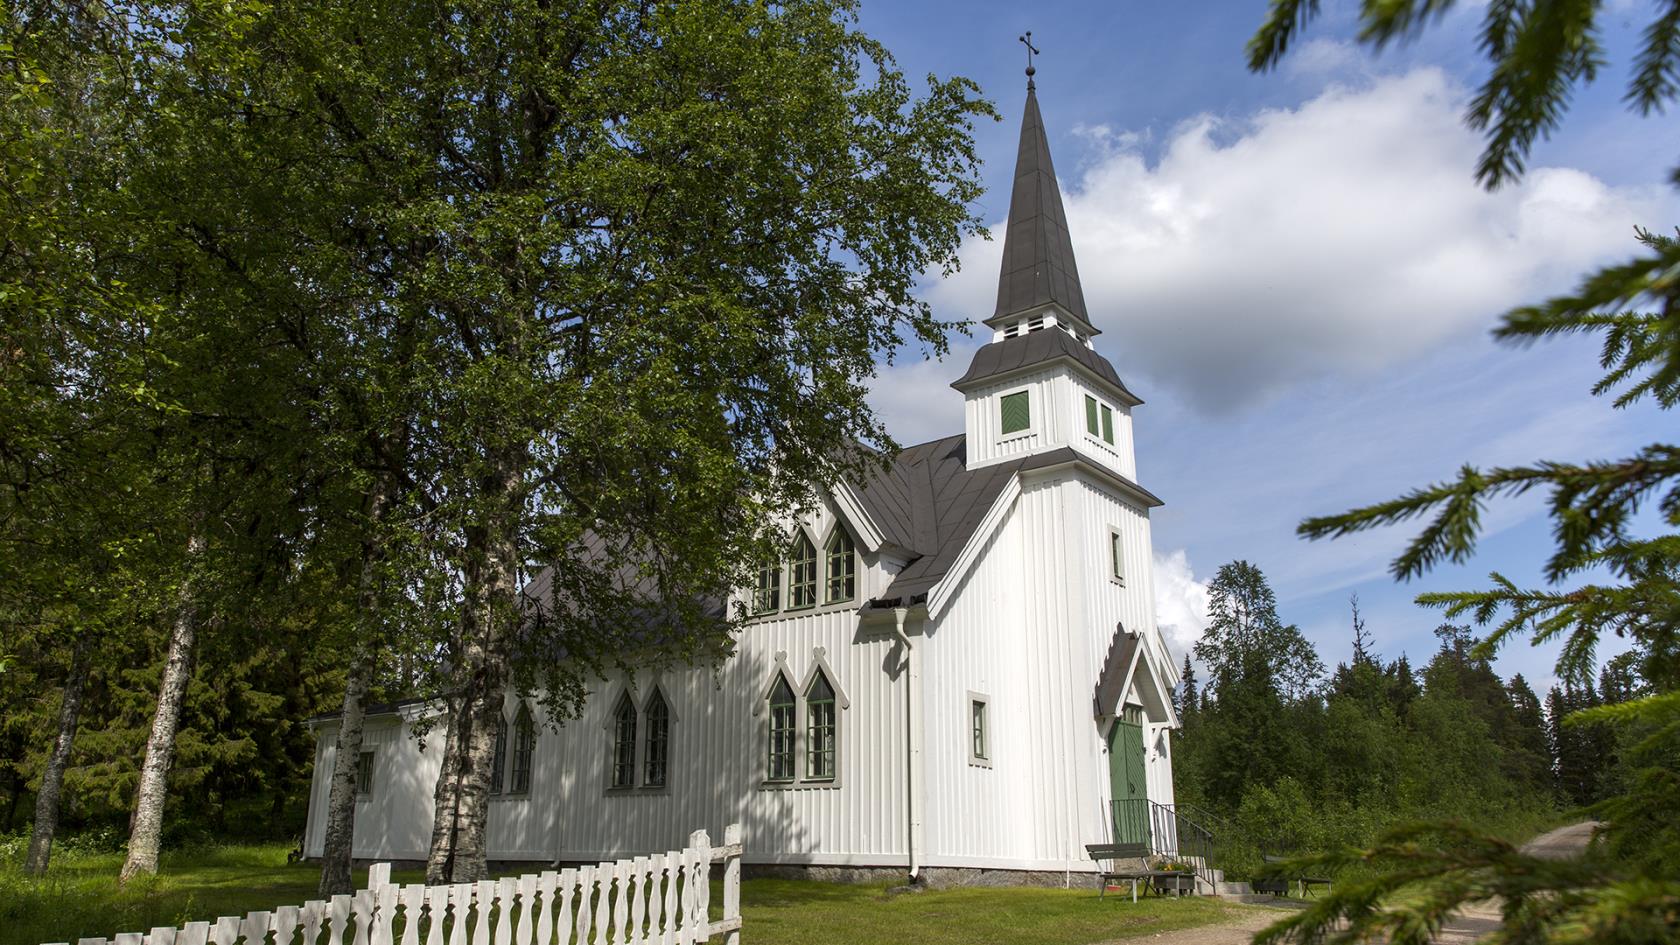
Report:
989,63,1096,338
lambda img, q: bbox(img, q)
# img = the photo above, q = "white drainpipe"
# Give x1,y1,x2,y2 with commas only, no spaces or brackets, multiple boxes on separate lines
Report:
893,606,923,881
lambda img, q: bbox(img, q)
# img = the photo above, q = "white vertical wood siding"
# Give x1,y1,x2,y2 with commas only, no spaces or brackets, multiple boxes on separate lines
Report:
302,445,1176,874
963,373,1063,469
306,717,442,860
306,516,909,868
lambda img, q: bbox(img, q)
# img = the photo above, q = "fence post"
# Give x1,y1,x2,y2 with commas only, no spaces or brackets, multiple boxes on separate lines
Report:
365,862,392,892
721,823,742,945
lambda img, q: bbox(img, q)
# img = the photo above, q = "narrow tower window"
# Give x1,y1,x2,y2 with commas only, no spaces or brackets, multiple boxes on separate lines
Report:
806,672,837,781
788,533,818,609
1110,529,1125,585
610,693,637,789
825,529,856,603
972,698,989,762
767,677,796,782
1085,395,1100,436
1101,404,1115,445
644,690,670,788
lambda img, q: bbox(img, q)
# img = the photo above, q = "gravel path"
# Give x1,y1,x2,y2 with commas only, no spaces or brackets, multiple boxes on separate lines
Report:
1093,823,1601,945
1431,821,1601,944
1096,903,1305,945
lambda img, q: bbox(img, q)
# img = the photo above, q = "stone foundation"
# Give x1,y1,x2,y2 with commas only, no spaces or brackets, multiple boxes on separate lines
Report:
743,863,1105,890
310,856,1109,891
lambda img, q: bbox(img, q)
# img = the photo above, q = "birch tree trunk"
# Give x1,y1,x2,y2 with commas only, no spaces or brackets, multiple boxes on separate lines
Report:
318,480,392,896
316,641,375,895
448,455,523,883
424,694,470,884
425,456,522,883
120,531,204,884
25,635,90,876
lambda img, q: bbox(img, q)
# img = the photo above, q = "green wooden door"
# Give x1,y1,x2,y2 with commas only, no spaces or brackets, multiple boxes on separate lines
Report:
1107,718,1147,843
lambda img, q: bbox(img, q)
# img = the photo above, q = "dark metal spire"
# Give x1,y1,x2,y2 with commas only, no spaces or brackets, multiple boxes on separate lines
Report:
992,46,1092,331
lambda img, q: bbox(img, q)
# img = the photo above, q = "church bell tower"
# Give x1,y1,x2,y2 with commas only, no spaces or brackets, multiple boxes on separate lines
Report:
954,54,1143,482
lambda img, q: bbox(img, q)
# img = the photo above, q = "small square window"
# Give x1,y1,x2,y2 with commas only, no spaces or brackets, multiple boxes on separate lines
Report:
1000,391,1030,435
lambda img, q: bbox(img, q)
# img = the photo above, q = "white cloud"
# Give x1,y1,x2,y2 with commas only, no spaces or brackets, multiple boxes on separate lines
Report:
1282,38,1362,79
1152,548,1210,663
865,352,974,446
928,67,1673,412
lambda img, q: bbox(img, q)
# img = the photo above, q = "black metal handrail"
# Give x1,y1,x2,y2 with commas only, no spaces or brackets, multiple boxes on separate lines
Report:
1109,799,1219,891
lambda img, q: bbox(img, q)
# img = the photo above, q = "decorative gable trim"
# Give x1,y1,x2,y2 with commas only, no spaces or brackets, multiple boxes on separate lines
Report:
925,473,1024,618
799,647,851,711
830,482,886,553
753,653,799,717
1093,624,1144,720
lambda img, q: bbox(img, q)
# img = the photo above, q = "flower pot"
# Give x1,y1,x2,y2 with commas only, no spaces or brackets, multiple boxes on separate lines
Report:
1152,872,1195,896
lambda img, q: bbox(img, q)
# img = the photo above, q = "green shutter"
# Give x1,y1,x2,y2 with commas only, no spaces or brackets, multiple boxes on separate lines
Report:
1085,395,1099,435
1000,391,1030,434
1101,405,1114,444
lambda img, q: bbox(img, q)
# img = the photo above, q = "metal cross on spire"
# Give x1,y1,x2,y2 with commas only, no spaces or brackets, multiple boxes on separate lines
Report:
1019,31,1040,89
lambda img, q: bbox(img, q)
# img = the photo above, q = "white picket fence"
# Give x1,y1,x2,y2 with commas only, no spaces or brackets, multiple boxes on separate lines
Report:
45,825,742,945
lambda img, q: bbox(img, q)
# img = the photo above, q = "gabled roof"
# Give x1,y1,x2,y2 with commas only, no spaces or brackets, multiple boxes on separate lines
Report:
993,82,1092,332
1093,627,1142,718
952,329,1141,405
848,436,1158,606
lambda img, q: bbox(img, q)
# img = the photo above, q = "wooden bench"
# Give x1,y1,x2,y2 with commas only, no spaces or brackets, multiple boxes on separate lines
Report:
1259,854,1332,898
1084,843,1195,901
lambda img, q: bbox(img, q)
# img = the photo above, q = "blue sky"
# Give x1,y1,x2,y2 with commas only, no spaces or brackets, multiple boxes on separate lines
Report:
858,1,1678,689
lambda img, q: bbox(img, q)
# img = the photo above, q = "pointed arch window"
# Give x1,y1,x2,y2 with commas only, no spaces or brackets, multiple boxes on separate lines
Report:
788,533,818,609
825,530,856,603
610,693,637,789
510,703,535,795
644,691,670,787
767,677,796,782
753,558,781,614
489,712,508,795
806,672,837,781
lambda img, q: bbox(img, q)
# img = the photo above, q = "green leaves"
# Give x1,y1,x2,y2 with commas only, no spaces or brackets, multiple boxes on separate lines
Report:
1248,1,1677,191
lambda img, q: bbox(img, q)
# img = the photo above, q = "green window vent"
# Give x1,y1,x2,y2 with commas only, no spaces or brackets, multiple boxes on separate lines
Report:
1000,391,1030,435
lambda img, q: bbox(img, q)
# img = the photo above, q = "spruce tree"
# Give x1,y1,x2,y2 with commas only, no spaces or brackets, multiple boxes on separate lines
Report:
1178,655,1198,720
1251,2,1680,939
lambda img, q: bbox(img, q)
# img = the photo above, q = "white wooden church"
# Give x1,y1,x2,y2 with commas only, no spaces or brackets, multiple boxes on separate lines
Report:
302,74,1182,882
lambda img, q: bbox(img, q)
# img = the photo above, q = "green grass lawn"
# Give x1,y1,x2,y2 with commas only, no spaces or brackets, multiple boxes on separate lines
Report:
1,844,1244,945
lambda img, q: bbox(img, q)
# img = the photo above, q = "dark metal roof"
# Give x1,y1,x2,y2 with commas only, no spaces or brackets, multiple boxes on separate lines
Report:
951,329,1140,404
308,697,427,724
994,84,1090,328
852,437,1160,605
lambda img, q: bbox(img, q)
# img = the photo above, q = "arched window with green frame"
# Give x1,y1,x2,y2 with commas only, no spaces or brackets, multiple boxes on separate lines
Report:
767,676,796,782
825,529,856,603
610,693,637,790
806,672,837,781
788,533,818,609
510,703,535,795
